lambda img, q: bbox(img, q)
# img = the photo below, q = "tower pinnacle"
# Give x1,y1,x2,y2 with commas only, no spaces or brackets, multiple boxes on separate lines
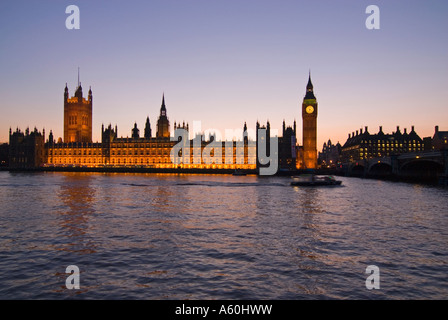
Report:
307,71,313,92
160,93,167,116
305,71,316,99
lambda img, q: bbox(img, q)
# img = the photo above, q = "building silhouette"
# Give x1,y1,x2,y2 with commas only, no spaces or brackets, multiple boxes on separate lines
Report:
7,74,325,173
318,140,341,168
340,126,424,163
278,120,297,170
8,127,45,168
432,126,448,150
43,91,258,169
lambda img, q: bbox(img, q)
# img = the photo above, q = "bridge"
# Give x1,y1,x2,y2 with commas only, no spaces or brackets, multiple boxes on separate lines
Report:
340,150,448,185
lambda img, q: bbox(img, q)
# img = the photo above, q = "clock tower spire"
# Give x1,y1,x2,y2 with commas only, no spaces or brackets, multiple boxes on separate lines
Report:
302,72,318,169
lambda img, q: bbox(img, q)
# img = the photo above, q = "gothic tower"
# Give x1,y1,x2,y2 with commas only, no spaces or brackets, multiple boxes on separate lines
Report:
64,81,93,143
132,122,140,139
156,94,170,138
144,116,152,139
302,73,318,169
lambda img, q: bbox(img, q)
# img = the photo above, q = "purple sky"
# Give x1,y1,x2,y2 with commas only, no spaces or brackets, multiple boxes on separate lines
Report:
1,0,447,148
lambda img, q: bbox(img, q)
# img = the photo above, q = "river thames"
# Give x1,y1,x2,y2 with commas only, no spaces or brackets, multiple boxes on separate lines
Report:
0,171,447,299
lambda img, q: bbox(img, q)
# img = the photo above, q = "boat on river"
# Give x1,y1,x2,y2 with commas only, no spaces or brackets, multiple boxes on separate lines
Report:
290,174,342,186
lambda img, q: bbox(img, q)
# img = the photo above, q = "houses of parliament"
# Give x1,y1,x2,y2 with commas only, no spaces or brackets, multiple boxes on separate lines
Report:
8,74,321,173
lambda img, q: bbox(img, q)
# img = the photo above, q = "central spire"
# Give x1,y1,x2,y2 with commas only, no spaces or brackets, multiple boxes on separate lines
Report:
160,93,167,118
161,93,166,112
157,93,170,138
160,93,166,116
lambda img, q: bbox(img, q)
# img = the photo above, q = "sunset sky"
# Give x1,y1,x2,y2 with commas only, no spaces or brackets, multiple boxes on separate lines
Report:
1,0,447,148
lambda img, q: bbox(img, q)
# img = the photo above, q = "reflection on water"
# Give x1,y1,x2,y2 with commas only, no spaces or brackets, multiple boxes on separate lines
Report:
0,172,447,299
57,173,97,254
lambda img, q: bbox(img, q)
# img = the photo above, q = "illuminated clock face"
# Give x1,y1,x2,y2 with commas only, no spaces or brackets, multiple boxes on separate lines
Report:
306,106,314,114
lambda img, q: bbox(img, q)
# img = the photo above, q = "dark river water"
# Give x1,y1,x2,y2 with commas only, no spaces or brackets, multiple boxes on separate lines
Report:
0,171,447,299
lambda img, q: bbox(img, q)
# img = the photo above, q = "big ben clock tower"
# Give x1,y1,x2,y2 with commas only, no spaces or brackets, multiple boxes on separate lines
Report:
302,73,318,169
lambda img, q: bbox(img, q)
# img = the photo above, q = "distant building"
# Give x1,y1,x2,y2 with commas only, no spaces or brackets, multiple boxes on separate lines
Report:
0,143,9,167
318,140,341,168
341,126,423,163
432,126,448,150
9,127,45,168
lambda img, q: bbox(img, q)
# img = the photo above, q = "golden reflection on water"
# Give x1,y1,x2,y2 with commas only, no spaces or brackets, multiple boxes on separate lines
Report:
56,172,97,254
